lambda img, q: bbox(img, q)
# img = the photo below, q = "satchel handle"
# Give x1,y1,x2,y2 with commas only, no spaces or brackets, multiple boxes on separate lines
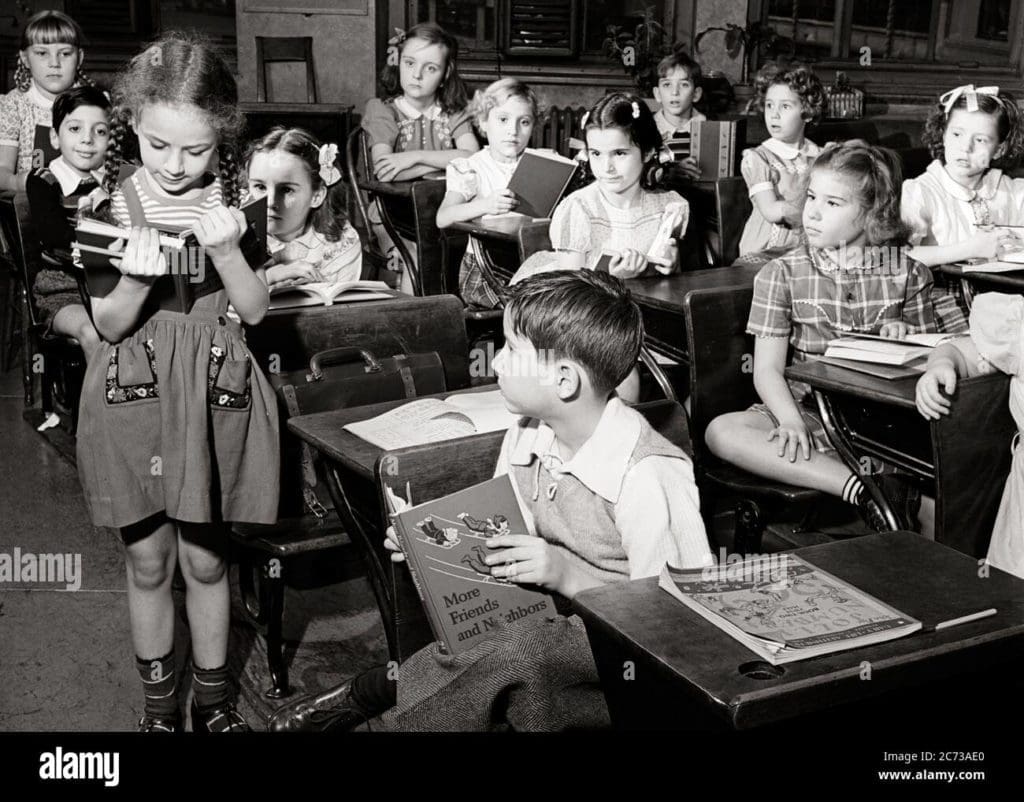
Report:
308,346,382,381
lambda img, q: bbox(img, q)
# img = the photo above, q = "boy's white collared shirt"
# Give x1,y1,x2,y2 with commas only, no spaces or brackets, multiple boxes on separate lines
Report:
47,155,104,197
495,396,712,577
654,108,706,137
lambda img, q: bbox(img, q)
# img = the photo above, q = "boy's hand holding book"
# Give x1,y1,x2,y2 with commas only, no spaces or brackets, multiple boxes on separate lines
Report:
383,525,406,564
484,533,575,595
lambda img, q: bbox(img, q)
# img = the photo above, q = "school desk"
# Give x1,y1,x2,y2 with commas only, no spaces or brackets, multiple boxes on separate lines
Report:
785,359,1015,558
573,531,1024,731
626,264,762,363
936,262,1024,311
287,385,502,661
356,176,448,296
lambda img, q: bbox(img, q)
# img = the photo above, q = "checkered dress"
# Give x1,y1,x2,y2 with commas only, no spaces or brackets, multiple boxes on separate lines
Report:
747,244,936,357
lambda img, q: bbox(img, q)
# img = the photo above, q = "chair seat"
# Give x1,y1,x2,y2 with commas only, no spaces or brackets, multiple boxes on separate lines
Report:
704,459,822,505
231,512,349,557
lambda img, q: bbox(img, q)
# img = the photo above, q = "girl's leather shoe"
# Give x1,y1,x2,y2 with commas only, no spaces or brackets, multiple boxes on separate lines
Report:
138,712,183,733
190,700,250,733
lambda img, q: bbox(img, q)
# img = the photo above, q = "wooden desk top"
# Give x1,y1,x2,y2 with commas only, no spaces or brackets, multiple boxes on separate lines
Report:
937,262,1024,291
449,216,536,241
626,264,761,313
785,359,919,410
287,385,500,477
358,176,446,198
573,531,1024,729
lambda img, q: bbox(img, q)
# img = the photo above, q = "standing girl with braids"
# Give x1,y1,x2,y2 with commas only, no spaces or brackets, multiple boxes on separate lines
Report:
0,10,94,192
78,33,279,733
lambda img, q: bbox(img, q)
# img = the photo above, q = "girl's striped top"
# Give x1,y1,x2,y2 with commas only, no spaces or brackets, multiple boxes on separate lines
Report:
110,168,223,230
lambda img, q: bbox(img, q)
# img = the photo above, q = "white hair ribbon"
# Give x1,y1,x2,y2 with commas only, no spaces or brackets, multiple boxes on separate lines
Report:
318,143,341,186
939,84,1001,115
631,101,641,119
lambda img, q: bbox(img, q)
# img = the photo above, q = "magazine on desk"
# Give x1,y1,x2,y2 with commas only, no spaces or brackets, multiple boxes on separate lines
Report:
385,475,555,654
659,554,921,664
344,389,520,449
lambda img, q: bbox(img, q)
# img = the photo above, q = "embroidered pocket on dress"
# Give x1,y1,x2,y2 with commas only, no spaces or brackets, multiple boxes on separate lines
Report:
105,340,159,404
208,345,251,410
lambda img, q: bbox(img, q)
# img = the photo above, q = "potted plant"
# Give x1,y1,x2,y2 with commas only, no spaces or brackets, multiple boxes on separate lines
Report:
602,5,672,96
695,20,795,103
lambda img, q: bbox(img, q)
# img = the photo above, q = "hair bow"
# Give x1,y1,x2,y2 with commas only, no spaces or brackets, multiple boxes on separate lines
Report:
631,101,641,119
940,84,1002,115
388,27,407,46
658,145,674,164
318,143,341,186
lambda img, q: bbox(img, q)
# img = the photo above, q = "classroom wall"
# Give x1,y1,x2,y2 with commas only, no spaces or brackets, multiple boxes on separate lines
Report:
692,0,749,82
235,0,378,108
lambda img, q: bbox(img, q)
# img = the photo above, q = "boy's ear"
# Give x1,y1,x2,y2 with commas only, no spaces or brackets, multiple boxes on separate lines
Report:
692,86,703,104
310,184,327,209
49,127,60,151
652,85,663,103
554,359,582,401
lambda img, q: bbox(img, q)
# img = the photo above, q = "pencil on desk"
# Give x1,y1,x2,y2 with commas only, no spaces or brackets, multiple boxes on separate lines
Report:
924,607,997,632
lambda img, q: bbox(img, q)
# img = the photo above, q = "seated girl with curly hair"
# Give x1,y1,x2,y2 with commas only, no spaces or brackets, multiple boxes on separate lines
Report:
739,62,826,260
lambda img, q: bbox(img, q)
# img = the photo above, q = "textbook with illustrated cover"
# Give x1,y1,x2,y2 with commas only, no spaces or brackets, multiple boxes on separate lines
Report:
659,554,921,664
385,475,555,654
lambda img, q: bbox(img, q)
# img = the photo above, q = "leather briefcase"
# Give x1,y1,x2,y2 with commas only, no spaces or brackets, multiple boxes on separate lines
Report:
272,346,447,518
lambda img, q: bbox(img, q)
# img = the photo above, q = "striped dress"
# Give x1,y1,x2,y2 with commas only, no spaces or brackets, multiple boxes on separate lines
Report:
76,168,280,529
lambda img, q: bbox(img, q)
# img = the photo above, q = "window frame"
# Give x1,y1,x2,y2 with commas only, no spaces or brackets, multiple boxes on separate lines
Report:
750,0,1024,102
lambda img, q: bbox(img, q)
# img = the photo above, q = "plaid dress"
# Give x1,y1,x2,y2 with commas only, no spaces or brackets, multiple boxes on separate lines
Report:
746,244,936,448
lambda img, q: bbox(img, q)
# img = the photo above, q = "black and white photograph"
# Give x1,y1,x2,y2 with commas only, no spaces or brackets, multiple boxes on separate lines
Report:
0,0,1020,791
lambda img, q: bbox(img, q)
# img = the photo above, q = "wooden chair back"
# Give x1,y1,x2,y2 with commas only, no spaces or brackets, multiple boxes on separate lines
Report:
517,219,552,261
256,36,317,103
714,177,752,268
683,284,758,466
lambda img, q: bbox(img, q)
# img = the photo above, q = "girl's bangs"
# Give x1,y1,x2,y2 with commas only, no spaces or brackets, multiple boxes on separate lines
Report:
24,18,83,48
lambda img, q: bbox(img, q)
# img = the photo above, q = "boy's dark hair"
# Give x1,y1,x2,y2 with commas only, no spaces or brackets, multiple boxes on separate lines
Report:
583,92,667,190
921,88,1024,170
377,22,469,116
656,48,703,89
244,126,348,241
505,270,643,394
812,140,909,247
53,85,111,130
753,61,826,124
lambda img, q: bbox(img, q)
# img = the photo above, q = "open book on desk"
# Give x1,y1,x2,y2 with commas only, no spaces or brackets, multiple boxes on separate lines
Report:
823,333,957,366
385,475,554,654
344,389,520,450
268,279,391,309
660,554,921,665
961,256,1024,273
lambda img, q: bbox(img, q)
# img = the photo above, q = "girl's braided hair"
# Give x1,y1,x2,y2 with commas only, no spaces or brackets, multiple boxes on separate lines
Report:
102,32,244,206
